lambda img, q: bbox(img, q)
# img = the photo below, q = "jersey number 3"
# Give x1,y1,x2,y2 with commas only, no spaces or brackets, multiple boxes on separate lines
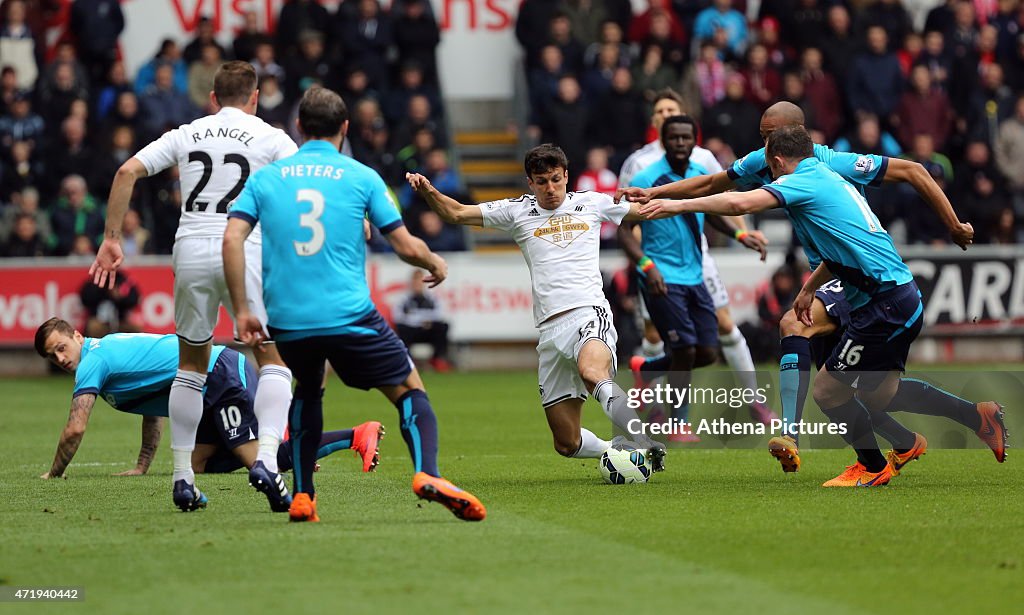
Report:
185,151,250,213
294,189,325,256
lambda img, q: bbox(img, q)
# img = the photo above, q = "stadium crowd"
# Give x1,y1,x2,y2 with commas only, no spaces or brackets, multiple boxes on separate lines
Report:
520,0,1024,245
3,0,1024,259
0,0,459,257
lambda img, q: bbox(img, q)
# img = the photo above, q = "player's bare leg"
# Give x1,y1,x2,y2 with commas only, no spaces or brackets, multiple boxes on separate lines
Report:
169,340,211,511
379,369,485,521
545,398,605,457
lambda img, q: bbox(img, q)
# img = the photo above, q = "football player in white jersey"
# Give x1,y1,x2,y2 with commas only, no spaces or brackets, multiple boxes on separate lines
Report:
619,88,776,426
406,144,666,472
90,62,298,512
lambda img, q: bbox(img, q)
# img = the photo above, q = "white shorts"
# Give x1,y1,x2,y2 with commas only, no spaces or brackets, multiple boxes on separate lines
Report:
701,234,729,310
536,303,618,407
172,236,267,345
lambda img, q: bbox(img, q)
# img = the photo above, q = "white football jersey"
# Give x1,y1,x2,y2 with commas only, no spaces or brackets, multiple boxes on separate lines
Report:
133,107,297,243
480,191,629,326
618,140,723,187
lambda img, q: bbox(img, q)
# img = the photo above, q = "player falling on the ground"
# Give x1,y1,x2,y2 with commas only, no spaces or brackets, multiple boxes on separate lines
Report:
224,86,484,523
642,125,944,487
617,115,767,442
91,61,298,512
768,278,1007,473
619,101,981,471
406,143,667,469
619,89,774,425
34,318,382,492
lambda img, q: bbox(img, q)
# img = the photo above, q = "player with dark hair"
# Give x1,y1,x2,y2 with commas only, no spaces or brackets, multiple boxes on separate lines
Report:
34,318,382,492
617,115,767,440
91,61,299,512
224,86,485,523
406,142,669,472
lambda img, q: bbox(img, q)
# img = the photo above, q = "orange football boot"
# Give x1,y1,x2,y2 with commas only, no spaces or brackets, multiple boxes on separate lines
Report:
886,433,927,475
975,402,1008,463
352,421,385,472
822,461,895,487
289,493,319,523
412,472,486,521
768,435,801,473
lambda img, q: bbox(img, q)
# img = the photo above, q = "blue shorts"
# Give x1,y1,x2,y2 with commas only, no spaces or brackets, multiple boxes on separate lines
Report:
811,279,851,369
271,309,413,391
197,348,259,449
824,282,923,391
641,282,719,349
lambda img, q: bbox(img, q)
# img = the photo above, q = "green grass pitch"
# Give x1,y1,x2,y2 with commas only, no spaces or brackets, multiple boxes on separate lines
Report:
2,370,1022,614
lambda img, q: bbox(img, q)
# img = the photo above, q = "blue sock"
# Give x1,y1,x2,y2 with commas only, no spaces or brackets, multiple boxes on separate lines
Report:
395,389,440,477
277,429,354,472
779,336,811,443
289,386,324,496
887,378,980,431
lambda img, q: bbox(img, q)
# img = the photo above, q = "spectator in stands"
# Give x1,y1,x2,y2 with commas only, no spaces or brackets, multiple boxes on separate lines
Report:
93,60,132,121
705,72,762,156
233,10,266,64
967,64,1015,143
781,72,817,131
820,5,858,76
118,208,150,257
250,38,285,80
528,44,566,127
693,0,748,59
341,0,394,90
632,45,678,104
547,11,585,73
835,114,903,157
354,118,401,184
742,43,782,112
848,26,904,123
688,41,728,113
856,0,913,52
584,20,633,69
183,16,226,65
187,43,223,111
79,269,141,337
139,62,197,138
561,0,607,47
70,0,124,84
91,124,136,202
48,116,94,194
516,0,562,70
385,61,442,125
0,187,48,246
799,47,843,142
135,39,189,96
3,212,47,257
996,94,1024,212
538,75,589,179
36,60,89,130
783,0,827,53
0,0,39,90
1002,33,1024,92
0,140,44,200
900,133,954,244
955,140,1010,243
393,0,441,85
393,93,446,151
49,175,103,256
69,233,95,257
639,8,687,71
582,43,621,100
255,74,290,129
893,64,955,151
394,269,453,372
0,66,19,114
990,0,1019,60
277,0,331,60
919,30,953,93
417,209,467,253
628,1,685,50
925,0,959,36
575,147,617,196
283,29,334,100
897,32,924,75
100,90,144,142
750,265,799,361
0,90,44,149
139,166,180,255
339,66,380,113
590,67,647,171
397,127,438,176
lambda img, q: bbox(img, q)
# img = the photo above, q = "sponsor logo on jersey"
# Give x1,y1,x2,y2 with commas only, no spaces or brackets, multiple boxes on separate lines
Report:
533,213,590,248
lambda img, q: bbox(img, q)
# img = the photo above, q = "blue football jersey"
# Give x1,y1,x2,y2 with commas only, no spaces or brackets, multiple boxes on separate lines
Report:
729,143,887,193
74,334,225,416
630,157,710,286
228,140,403,335
760,158,913,309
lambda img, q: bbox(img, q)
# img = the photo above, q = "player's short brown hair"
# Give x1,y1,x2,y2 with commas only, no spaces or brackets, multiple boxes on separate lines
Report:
766,125,814,161
524,144,569,178
298,86,348,139
34,317,74,358
652,88,684,109
213,61,258,107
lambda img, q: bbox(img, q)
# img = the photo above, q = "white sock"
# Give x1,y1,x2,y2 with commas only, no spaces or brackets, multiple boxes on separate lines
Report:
720,326,758,395
593,379,654,446
571,428,610,458
169,369,206,484
641,338,665,358
254,364,292,472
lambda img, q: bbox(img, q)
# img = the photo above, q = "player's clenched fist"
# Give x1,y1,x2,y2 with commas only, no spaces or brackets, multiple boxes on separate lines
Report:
615,186,651,204
406,172,432,193
234,309,267,349
950,222,974,251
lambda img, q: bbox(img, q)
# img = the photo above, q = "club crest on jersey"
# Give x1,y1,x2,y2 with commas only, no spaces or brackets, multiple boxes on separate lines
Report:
533,213,589,248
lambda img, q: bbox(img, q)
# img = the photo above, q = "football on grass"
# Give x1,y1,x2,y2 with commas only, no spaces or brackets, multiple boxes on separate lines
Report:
599,447,652,484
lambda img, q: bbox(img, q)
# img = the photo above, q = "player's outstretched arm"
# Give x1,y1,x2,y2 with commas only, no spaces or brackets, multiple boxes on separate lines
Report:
385,225,448,287
223,217,264,347
42,394,96,479
617,171,736,204
883,158,974,249
406,172,484,226
91,158,149,289
115,416,163,476
704,214,768,262
640,188,779,218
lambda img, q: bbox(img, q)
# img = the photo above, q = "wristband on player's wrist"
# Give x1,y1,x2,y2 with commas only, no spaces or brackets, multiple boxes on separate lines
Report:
734,229,749,242
637,256,656,273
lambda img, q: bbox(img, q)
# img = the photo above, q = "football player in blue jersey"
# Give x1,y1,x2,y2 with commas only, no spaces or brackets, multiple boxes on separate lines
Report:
34,318,384,507
618,115,768,439
223,86,485,522
638,125,982,486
